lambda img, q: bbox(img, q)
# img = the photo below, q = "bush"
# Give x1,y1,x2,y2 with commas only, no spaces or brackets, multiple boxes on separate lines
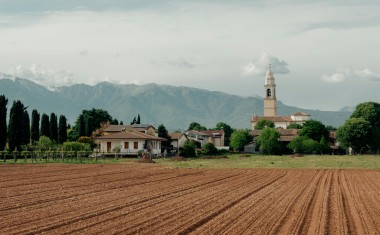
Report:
63,141,90,151
202,142,217,155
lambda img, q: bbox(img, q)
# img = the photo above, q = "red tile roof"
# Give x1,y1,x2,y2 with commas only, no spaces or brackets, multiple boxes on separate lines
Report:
251,116,293,122
94,131,166,141
169,132,184,140
291,112,310,116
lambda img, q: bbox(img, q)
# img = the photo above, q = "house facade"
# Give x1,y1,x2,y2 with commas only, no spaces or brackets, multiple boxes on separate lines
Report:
185,130,225,148
92,124,165,156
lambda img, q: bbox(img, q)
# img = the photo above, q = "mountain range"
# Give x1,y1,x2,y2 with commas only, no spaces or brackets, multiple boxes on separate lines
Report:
0,74,352,130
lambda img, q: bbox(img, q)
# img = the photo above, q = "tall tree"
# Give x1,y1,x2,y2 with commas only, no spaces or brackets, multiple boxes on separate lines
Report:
336,118,372,154
40,113,50,138
78,114,86,137
157,124,171,153
299,120,329,142
8,100,26,151
85,115,94,136
136,114,141,124
257,128,281,155
22,110,30,145
50,113,58,143
229,129,252,151
215,122,233,146
30,110,40,144
188,122,207,131
0,95,8,150
58,115,67,144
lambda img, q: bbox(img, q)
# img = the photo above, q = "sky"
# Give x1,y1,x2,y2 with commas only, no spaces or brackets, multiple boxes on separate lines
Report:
0,0,379,111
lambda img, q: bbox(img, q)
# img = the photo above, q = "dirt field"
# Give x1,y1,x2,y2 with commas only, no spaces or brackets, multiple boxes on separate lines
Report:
1,164,380,234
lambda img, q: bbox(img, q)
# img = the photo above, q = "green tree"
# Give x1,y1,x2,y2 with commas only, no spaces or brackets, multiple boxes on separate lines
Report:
302,138,320,154
350,102,380,152
78,136,96,149
188,122,207,131
22,110,30,145
179,140,196,157
50,113,58,143
8,100,26,151
157,124,171,153
336,118,372,154
137,114,141,124
63,141,90,151
37,136,54,151
0,95,8,150
58,115,67,144
287,136,308,153
319,136,330,154
30,110,40,144
287,123,303,129
203,142,217,155
40,114,50,138
254,119,275,130
78,114,86,137
299,120,328,142
229,129,252,151
256,128,281,155
215,122,233,146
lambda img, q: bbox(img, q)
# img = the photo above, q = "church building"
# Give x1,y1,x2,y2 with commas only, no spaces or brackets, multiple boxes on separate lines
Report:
251,66,311,130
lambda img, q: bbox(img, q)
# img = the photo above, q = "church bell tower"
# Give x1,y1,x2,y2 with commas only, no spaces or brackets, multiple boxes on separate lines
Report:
264,65,277,117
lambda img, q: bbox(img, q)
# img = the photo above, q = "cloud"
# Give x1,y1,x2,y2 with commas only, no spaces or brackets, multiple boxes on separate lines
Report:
242,53,289,77
7,64,74,89
321,68,349,83
167,57,197,69
79,49,88,56
355,68,380,81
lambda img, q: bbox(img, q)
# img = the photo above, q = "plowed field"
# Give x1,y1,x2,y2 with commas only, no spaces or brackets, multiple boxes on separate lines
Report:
1,164,380,234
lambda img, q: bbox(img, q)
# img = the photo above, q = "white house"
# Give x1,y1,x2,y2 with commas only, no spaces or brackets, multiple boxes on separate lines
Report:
185,130,225,147
169,132,188,149
93,130,166,156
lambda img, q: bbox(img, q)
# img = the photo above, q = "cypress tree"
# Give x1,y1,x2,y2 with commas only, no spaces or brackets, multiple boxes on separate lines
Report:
23,110,30,145
85,116,94,137
8,100,25,151
50,113,58,142
137,114,141,124
40,113,50,138
31,110,40,144
58,115,67,144
0,95,8,151
78,114,86,137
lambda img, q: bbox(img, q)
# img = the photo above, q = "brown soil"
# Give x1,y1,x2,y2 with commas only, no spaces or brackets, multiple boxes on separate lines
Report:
171,156,187,161
136,158,156,163
0,164,380,234
291,153,305,158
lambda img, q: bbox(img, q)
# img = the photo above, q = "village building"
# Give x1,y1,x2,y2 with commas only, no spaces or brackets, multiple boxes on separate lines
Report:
184,129,225,148
250,67,311,130
92,123,166,156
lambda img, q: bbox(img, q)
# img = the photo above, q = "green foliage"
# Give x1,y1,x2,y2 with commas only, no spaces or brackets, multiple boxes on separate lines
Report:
0,95,8,151
319,136,330,154
203,142,218,155
78,114,86,137
188,122,207,131
337,118,372,154
37,136,54,151
77,136,96,149
58,115,67,144
287,136,309,153
215,122,233,146
179,140,196,157
40,113,50,138
22,110,30,145
254,119,275,130
8,100,26,151
31,110,40,144
299,120,329,142
157,124,171,152
302,139,321,154
71,109,113,140
50,113,58,143
287,123,302,129
229,129,252,151
63,141,91,151
256,128,281,155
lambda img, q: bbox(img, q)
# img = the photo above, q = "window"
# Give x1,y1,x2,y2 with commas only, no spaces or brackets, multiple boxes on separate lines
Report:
124,142,129,149
107,142,111,152
267,88,271,97
134,142,138,149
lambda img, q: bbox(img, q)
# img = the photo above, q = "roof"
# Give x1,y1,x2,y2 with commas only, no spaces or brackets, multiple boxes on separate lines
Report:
101,124,156,133
94,130,166,141
291,112,310,116
199,130,224,136
251,116,293,122
169,132,184,140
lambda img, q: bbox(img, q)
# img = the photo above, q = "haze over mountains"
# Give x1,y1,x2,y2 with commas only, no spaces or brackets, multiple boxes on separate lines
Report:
0,74,352,130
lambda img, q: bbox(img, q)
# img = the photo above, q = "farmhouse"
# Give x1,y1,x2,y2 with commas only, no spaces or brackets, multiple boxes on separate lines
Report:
93,123,166,156
185,129,225,148
250,67,311,130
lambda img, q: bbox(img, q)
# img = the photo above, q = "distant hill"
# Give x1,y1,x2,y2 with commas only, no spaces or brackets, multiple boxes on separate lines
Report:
0,75,352,130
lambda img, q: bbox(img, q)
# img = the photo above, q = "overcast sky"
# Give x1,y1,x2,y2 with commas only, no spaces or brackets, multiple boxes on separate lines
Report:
0,0,379,111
